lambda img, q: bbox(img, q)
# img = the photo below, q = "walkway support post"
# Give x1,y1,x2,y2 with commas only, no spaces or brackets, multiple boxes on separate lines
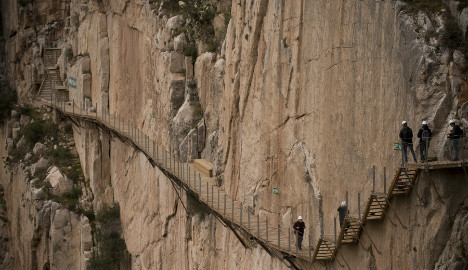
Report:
224,194,226,217
266,218,268,244
334,217,337,243
248,209,250,234
384,167,387,194
358,192,361,222
278,224,280,249
373,165,376,194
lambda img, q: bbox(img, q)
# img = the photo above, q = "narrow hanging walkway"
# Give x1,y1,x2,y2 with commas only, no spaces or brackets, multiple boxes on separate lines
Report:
35,49,468,267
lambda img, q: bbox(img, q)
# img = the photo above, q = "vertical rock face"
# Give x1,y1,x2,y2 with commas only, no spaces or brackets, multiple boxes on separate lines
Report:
2,0,468,269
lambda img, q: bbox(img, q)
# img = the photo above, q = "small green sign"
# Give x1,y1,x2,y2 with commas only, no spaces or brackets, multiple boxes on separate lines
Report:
394,142,402,151
152,113,155,118
68,76,76,88
273,188,279,195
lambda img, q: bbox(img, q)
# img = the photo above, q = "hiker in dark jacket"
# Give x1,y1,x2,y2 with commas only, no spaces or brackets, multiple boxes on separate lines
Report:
337,201,349,227
293,216,306,250
447,119,464,161
399,121,417,163
417,121,432,162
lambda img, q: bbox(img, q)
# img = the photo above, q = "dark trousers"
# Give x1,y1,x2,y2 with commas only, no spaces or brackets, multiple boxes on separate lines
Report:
403,142,417,163
451,139,459,160
420,142,429,162
296,234,303,250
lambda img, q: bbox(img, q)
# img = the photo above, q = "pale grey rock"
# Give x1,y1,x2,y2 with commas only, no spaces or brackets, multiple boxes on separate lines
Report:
31,188,46,200
33,142,47,155
6,138,13,153
24,153,32,161
170,52,185,73
170,80,186,116
19,115,30,127
10,110,18,119
16,137,26,148
12,128,20,140
453,50,466,68
31,158,49,176
81,56,90,73
45,166,73,195
167,15,184,30
87,107,96,113
174,33,186,52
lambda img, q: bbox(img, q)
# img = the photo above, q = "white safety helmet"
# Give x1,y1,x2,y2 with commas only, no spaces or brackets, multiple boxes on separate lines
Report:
402,121,407,125
422,121,427,125
298,216,303,220
341,201,346,207
449,119,455,124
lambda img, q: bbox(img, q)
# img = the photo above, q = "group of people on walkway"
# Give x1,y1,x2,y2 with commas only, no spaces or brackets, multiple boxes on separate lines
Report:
399,120,463,162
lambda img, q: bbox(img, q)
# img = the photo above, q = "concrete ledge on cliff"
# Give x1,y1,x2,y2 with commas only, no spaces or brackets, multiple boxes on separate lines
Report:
194,159,213,177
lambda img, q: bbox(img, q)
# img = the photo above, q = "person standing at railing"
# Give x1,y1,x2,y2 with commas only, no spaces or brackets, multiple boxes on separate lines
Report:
447,119,463,161
417,121,432,162
337,201,349,227
399,121,417,163
293,216,306,250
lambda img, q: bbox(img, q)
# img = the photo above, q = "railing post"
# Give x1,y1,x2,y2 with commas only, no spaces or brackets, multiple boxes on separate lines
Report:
257,215,260,238
384,167,387,195
80,101,82,116
153,141,155,160
334,217,337,244
187,160,189,185
373,165,376,194
308,235,312,262
240,202,242,226
211,186,214,208
266,218,268,244
114,112,115,128
157,145,159,163
358,192,361,222
248,208,250,234
207,182,209,205
193,166,196,188
232,198,234,222
95,103,97,119
224,194,226,217
278,224,280,249
217,188,220,211
288,228,291,252
72,100,74,115
199,173,201,197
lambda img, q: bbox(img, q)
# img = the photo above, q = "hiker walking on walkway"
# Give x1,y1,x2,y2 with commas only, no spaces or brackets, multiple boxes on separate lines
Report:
447,119,463,161
399,121,417,163
293,216,306,250
337,201,349,227
417,121,432,162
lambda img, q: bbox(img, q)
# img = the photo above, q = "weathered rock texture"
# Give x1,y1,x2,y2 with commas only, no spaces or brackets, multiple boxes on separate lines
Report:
3,0,468,269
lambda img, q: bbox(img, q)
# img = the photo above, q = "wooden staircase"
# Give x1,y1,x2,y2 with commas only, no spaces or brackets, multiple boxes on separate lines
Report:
388,167,420,198
37,48,68,102
337,216,362,246
312,237,336,262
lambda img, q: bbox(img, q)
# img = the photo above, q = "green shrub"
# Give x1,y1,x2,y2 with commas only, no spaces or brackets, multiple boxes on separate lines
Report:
55,186,82,211
441,17,464,50
17,104,40,120
89,203,127,270
0,82,17,124
47,146,74,168
64,123,73,135
403,0,445,14
20,120,58,146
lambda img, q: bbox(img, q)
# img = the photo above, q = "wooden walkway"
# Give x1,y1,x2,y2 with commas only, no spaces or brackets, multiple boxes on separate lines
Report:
35,49,468,268
41,98,468,266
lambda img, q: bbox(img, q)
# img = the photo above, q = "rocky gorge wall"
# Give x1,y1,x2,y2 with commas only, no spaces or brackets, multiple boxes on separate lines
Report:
2,0,468,269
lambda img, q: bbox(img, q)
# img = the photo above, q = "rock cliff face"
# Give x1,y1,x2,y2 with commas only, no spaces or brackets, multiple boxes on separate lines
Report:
2,0,468,269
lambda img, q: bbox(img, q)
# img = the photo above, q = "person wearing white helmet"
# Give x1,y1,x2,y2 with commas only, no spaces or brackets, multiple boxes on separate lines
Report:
293,216,306,250
447,119,463,161
337,201,349,227
417,121,432,162
399,121,417,163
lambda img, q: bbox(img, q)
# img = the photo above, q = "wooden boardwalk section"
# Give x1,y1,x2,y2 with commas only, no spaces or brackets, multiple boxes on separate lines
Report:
35,50,468,267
